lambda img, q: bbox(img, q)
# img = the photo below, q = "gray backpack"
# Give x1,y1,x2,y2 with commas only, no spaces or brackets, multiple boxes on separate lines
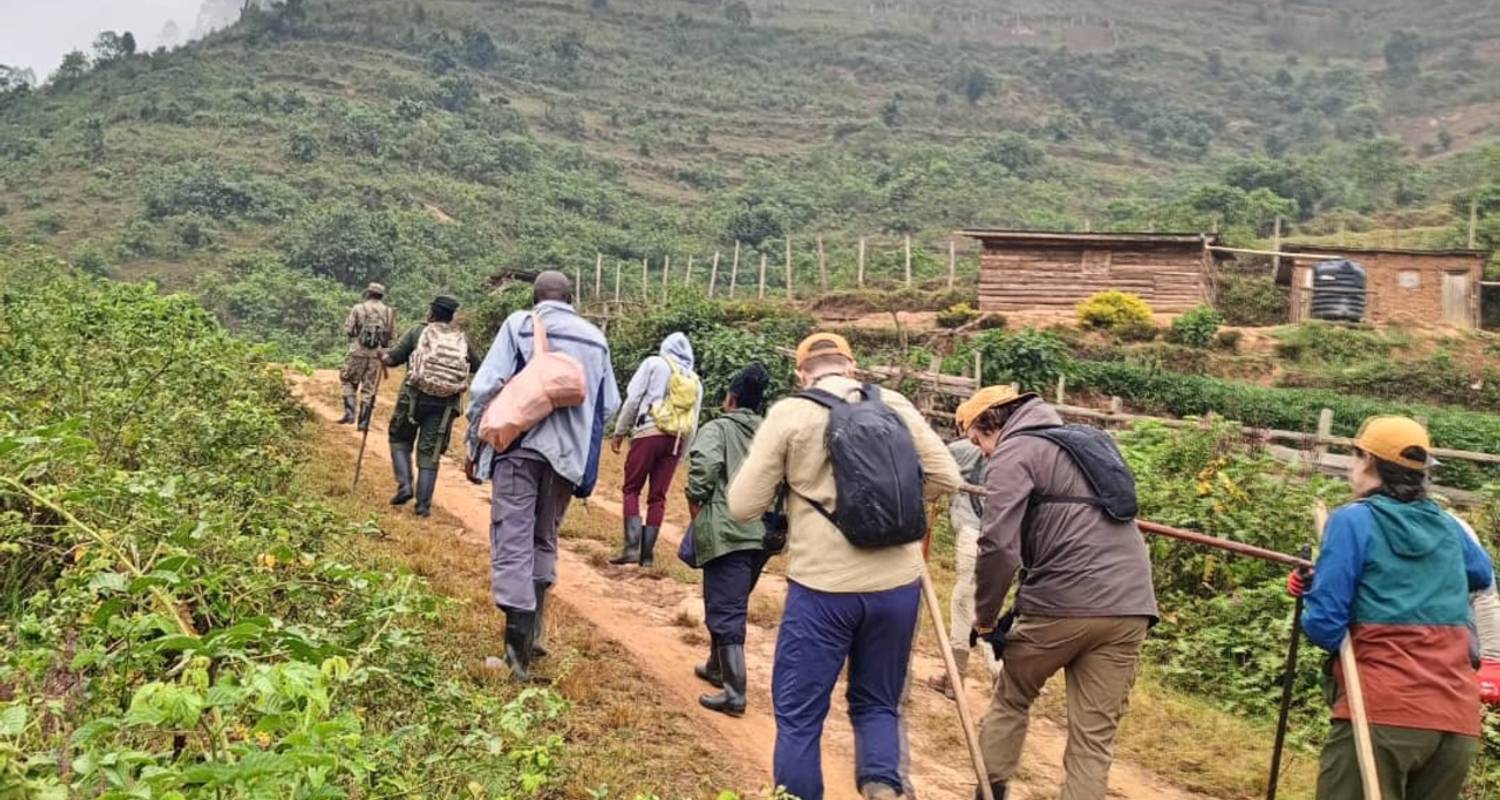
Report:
797,384,927,549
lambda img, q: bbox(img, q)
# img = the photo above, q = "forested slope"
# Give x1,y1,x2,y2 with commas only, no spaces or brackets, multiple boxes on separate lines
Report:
1,0,1498,360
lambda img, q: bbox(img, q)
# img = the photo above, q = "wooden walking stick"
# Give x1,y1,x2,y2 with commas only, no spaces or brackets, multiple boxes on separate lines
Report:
351,363,384,490
1314,503,1383,800
919,563,995,800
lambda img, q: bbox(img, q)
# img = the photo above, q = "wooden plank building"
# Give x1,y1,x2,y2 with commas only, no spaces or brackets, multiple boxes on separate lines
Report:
960,230,1227,314
1281,244,1486,329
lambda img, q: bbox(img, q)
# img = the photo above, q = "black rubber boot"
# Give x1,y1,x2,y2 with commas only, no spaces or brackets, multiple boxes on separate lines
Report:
973,781,1007,800
694,640,723,688
531,581,551,659
698,643,746,716
356,400,374,432
608,518,643,565
338,396,356,424
639,525,661,568
413,467,438,517
389,445,414,506
502,608,536,682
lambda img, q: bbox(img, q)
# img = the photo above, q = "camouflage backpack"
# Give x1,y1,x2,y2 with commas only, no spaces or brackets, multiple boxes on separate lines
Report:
357,303,392,350
407,323,470,397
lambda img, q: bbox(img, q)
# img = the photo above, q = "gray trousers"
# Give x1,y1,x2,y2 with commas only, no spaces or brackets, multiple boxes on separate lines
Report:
489,452,573,613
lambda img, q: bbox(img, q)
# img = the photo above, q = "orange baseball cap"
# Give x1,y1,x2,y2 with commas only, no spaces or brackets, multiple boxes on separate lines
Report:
795,332,854,367
1354,416,1436,471
954,385,1035,432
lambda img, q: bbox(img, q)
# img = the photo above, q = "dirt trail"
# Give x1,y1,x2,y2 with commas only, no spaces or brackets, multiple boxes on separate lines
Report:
294,371,1221,800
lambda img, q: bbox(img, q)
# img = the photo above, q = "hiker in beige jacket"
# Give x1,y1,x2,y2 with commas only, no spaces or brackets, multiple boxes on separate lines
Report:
727,332,962,800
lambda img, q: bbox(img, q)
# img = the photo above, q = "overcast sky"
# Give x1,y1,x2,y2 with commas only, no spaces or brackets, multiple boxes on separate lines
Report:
1,0,203,78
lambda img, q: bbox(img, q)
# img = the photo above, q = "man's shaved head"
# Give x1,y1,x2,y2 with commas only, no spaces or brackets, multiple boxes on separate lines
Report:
533,270,573,304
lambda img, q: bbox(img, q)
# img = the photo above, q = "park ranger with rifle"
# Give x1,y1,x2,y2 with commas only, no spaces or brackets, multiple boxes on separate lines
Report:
339,282,395,430
381,294,483,517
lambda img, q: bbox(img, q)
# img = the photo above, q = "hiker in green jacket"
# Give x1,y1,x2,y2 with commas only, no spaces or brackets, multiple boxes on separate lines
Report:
382,295,484,517
684,362,774,717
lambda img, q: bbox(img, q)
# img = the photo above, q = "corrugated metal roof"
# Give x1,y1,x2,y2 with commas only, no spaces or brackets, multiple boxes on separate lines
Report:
958,229,1222,246
1281,243,1488,258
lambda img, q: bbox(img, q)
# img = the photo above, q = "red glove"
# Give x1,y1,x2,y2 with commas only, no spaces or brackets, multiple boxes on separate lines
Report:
1479,659,1500,706
1287,568,1313,598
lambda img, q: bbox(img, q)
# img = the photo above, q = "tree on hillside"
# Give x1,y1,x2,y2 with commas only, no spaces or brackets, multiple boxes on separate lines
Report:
724,1,752,27
50,51,91,88
1383,30,1422,81
80,116,106,163
0,64,36,95
983,132,1047,178
954,64,998,106
93,31,137,64
881,97,901,128
461,28,497,69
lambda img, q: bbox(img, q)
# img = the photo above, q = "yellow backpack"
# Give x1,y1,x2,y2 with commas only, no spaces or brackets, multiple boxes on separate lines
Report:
650,359,699,437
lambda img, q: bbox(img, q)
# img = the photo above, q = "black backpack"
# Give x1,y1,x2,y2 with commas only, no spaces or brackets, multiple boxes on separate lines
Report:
797,384,927,549
1013,425,1138,522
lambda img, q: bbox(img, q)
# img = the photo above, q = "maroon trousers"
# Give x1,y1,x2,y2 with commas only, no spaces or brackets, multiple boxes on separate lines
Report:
622,433,683,526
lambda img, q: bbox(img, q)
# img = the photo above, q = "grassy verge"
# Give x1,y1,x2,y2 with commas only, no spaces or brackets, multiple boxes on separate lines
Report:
300,418,760,798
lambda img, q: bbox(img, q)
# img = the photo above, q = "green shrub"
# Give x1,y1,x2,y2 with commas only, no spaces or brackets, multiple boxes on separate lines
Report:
1216,275,1287,326
1167,305,1225,348
1214,329,1243,351
972,328,1071,393
1071,360,1500,488
936,302,979,329
0,247,572,797
1077,290,1153,330
1271,321,1410,365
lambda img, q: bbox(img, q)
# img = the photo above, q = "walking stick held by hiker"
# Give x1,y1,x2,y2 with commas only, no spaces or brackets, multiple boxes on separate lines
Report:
351,361,385,490
1311,503,1384,800
918,550,994,800
1266,544,1312,800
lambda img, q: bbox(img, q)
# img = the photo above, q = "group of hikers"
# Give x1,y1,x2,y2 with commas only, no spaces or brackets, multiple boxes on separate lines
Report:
340,274,1500,800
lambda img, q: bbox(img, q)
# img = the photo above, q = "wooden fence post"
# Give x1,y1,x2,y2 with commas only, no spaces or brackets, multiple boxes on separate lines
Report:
858,237,867,288
729,244,741,297
613,261,623,312
662,256,672,302
1055,375,1066,405
758,253,768,300
947,239,957,290
973,350,983,385
685,255,694,288
904,235,913,289
641,257,649,301
708,251,720,297
594,253,603,308
817,234,828,293
785,235,794,300
1470,198,1480,249
1313,408,1334,464
1271,216,1283,278
575,263,583,301
1109,396,1124,416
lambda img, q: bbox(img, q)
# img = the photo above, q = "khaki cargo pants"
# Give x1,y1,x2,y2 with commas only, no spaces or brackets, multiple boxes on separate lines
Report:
978,615,1149,800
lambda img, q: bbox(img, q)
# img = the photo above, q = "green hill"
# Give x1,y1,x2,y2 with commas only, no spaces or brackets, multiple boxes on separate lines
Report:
2,0,1499,360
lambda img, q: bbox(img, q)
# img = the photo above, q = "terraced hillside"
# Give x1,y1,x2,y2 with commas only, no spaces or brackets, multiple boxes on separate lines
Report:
1,0,1498,360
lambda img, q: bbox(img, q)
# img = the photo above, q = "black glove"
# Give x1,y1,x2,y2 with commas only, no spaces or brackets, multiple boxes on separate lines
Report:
970,611,1016,660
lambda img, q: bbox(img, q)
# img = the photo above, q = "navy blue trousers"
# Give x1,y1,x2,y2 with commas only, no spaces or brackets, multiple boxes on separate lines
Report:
703,548,771,646
772,579,921,800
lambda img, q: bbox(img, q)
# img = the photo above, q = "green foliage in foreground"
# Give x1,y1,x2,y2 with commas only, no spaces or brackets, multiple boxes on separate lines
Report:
0,246,568,798
1072,360,1500,489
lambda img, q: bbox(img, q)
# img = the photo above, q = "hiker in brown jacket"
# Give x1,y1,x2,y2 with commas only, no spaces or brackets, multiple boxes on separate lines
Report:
960,387,1158,800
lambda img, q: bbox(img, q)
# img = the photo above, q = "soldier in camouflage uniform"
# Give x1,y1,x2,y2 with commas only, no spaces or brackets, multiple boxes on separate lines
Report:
382,295,484,517
339,283,395,430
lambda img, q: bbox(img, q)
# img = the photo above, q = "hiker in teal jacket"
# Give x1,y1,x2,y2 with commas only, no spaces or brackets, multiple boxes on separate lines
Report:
684,362,773,717
1291,416,1494,800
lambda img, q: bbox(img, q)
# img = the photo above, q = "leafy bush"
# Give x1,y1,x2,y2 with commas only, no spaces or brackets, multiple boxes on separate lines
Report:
936,302,979,329
1077,290,1153,331
1167,306,1225,348
1115,320,1160,343
1071,360,1500,488
1214,329,1243,351
143,162,300,221
971,328,1071,393
0,247,571,797
1271,321,1410,365
1216,275,1287,326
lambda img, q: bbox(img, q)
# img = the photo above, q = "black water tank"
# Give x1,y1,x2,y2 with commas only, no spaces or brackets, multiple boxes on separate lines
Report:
1310,259,1367,322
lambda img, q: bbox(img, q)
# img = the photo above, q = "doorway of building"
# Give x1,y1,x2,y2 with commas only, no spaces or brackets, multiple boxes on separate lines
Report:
1441,271,1473,328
